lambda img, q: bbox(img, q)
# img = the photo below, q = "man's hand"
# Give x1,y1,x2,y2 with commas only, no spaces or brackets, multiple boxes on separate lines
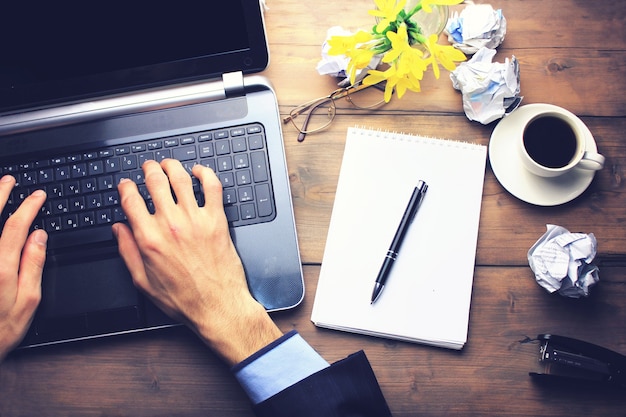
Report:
0,175,47,361
113,159,282,366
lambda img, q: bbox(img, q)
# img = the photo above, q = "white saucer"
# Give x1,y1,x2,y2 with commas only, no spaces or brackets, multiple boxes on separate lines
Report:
489,103,599,206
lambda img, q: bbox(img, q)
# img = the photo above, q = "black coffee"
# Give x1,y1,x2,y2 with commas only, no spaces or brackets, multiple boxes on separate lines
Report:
523,116,578,168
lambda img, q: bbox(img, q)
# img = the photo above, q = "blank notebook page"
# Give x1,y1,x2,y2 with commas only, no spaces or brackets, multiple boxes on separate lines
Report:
311,127,487,350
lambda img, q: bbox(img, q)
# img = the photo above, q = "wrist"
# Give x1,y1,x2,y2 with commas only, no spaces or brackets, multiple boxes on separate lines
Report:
194,298,283,366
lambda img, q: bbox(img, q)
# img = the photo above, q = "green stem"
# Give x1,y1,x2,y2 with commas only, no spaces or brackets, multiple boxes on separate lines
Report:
405,1,424,20
413,33,428,44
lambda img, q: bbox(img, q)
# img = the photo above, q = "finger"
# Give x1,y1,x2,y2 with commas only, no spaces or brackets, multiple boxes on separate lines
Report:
0,175,16,213
111,222,150,292
142,160,176,210
15,229,47,319
161,159,197,208
117,177,150,232
192,164,224,214
0,189,47,271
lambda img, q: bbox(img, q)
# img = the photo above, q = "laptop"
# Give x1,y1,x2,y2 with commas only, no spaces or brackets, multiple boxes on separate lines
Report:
0,0,304,348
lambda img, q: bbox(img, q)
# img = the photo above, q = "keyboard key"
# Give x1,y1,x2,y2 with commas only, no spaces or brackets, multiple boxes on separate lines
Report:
52,199,69,214
155,149,171,161
121,155,138,170
138,152,154,166
217,156,233,172
223,189,237,205
55,166,70,181
247,125,262,134
219,172,235,188
238,186,253,202
256,183,273,217
236,169,252,186
240,203,256,220
62,214,79,230
64,181,80,195
79,212,95,227
215,140,231,156
80,178,97,193
234,154,249,169
181,136,195,145
224,205,239,222
96,209,112,225
214,130,229,139
103,191,119,206
198,133,212,142
172,145,197,161
98,175,115,190
248,134,264,150
38,168,54,183
88,160,104,175
70,196,86,211
231,128,246,137
147,141,162,150
232,137,247,153
71,163,88,178
199,143,214,158
164,138,179,147
105,157,121,173
250,151,268,182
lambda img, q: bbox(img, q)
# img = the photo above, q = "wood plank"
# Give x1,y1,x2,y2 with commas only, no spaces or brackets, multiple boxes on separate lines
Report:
263,0,626,50
263,45,626,117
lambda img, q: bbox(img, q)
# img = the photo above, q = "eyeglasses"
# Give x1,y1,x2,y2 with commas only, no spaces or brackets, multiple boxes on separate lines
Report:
283,82,389,142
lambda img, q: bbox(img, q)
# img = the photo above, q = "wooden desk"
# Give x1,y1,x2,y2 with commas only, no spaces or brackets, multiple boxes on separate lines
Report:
2,1,625,416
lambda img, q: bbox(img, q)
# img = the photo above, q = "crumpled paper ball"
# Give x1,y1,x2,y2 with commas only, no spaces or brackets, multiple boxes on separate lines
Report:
446,3,507,55
450,47,522,124
316,26,381,87
527,224,600,298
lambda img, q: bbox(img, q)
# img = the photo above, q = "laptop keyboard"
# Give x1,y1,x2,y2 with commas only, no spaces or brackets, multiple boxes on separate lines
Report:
1,122,275,248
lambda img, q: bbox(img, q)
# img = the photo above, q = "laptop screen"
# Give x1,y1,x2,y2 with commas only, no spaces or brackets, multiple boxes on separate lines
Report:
0,0,268,113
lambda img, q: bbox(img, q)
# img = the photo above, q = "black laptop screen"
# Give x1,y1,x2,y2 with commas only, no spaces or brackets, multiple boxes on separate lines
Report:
0,0,268,113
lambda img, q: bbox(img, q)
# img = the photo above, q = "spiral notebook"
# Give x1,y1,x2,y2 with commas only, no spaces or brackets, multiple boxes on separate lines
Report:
311,127,487,350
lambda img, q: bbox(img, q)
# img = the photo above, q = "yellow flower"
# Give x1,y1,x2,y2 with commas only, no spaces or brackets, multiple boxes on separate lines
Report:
369,0,407,32
346,48,377,84
420,0,464,13
423,34,467,78
327,30,374,56
382,24,411,63
363,67,397,102
327,30,378,84
397,46,427,81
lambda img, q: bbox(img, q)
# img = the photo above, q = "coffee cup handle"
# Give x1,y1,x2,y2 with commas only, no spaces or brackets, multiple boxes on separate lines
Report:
577,151,605,171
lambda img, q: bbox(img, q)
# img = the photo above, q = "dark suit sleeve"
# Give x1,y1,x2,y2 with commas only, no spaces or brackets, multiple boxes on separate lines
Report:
252,350,392,417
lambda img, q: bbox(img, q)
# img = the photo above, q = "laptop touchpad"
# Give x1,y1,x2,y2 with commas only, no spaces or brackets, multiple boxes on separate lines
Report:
41,252,139,319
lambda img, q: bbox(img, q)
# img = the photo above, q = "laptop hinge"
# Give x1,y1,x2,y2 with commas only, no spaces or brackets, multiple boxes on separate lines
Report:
222,71,246,98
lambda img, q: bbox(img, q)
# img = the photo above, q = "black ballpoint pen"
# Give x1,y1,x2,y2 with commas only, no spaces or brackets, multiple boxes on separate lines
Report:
370,180,428,304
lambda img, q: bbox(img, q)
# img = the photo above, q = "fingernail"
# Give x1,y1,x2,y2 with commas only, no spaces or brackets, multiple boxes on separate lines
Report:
33,230,48,246
32,189,46,198
1,175,13,183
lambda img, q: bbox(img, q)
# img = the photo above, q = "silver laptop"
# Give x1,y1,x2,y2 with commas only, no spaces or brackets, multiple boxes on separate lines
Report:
0,0,304,348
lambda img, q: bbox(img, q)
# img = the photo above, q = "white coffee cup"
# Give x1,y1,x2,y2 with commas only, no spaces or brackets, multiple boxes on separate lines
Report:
518,107,605,178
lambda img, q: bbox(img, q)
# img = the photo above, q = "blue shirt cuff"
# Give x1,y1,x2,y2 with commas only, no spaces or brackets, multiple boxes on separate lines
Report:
232,330,329,404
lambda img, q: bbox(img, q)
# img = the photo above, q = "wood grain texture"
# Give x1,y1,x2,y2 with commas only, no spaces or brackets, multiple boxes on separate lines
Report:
1,0,626,416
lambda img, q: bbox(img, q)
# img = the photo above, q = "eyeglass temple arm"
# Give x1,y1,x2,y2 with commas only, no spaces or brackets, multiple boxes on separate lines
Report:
296,101,323,142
